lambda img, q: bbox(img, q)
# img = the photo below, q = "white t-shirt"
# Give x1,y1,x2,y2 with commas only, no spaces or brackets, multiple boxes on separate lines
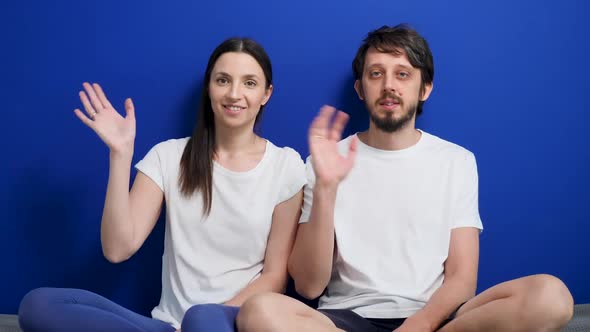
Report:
300,130,483,319
135,137,306,328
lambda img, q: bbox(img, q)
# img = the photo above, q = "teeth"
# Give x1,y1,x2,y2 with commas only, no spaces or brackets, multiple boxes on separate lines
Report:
227,106,242,111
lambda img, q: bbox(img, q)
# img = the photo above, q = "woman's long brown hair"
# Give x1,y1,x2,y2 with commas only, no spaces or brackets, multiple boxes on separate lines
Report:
178,38,273,215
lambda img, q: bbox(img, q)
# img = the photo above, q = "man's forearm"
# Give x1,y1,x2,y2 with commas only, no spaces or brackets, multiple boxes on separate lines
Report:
405,277,476,331
288,184,338,298
224,273,287,307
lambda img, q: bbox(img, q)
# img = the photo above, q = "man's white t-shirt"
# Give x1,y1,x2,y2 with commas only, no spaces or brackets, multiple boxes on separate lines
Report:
300,130,483,319
136,138,306,328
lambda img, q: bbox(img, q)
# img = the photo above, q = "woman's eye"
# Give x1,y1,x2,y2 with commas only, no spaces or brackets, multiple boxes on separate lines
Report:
216,78,229,85
245,80,257,87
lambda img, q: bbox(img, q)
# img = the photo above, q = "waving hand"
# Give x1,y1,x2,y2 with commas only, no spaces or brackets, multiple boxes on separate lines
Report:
308,105,357,187
74,82,136,156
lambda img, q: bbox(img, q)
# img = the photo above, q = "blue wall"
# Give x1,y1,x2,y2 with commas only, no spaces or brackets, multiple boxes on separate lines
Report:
1,0,588,315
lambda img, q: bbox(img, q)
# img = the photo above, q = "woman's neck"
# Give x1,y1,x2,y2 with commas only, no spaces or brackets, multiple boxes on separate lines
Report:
213,124,266,171
214,125,261,155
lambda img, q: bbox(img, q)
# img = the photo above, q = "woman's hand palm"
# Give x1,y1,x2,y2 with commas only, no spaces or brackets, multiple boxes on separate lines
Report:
74,82,136,155
92,103,135,152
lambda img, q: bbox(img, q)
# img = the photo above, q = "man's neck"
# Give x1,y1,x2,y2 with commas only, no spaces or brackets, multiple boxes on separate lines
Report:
358,121,421,151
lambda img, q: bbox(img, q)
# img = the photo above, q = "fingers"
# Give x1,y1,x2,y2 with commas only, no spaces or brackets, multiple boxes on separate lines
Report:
309,105,351,143
328,111,349,141
124,98,135,119
347,135,358,164
309,105,336,139
74,108,95,128
82,82,105,112
92,83,113,109
79,90,97,119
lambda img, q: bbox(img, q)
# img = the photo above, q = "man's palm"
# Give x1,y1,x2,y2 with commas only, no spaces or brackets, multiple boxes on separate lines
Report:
308,106,357,186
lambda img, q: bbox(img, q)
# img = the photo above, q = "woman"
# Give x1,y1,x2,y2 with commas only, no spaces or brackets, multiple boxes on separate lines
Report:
19,37,305,332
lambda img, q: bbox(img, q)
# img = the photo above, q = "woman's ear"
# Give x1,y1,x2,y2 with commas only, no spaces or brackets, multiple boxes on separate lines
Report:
261,84,274,106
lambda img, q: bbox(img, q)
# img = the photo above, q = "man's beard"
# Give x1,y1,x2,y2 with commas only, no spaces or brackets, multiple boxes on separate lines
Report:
367,93,417,133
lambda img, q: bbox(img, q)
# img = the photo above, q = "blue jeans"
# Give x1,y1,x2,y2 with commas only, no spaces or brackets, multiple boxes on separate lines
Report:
19,287,238,332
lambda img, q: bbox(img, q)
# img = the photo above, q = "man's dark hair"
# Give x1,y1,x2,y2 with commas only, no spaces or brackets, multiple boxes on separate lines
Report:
352,24,434,116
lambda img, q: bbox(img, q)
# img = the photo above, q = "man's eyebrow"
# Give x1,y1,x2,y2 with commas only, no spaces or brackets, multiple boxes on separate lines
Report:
396,64,414,71
365,63,414,70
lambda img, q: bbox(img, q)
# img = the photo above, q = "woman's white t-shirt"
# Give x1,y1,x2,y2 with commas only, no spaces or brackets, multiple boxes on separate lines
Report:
135,137,306,328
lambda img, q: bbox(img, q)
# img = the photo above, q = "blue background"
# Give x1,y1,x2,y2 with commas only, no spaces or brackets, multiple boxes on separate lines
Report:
1,0,588,315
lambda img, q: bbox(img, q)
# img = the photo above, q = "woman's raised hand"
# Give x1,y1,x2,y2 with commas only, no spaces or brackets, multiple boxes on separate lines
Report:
74,82,136,156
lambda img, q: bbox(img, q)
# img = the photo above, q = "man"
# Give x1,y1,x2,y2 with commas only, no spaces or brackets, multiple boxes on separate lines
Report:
236,24,573,332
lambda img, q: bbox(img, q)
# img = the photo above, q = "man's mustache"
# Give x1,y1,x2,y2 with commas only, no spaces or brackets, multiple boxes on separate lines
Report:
376,92,402,105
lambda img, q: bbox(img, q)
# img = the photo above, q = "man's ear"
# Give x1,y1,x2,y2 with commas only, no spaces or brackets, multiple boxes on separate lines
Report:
354,80,364,100
420,82,433,101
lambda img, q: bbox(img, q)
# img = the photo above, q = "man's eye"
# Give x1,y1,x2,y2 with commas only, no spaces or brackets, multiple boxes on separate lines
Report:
370,71,382,78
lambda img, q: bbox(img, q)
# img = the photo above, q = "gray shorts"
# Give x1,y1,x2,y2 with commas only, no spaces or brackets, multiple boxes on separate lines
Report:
319,303,464,332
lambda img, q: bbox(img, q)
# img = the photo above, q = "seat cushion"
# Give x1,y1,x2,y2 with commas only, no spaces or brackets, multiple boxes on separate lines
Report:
564,304,590,332
1,303,589,331
0,314,20,332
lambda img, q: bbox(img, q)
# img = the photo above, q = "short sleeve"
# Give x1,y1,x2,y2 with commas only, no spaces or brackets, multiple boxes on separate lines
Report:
135,143,166,192
298,156,316,224
451,151,483,230
276,148,307,204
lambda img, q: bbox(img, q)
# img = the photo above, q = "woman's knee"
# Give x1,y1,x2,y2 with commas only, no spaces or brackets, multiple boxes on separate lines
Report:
19,287,58,330
182,303,237,329
185,303,223,317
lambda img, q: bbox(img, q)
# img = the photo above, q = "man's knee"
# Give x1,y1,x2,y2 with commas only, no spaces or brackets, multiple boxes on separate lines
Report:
236,293,285,332
522,274,574,326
